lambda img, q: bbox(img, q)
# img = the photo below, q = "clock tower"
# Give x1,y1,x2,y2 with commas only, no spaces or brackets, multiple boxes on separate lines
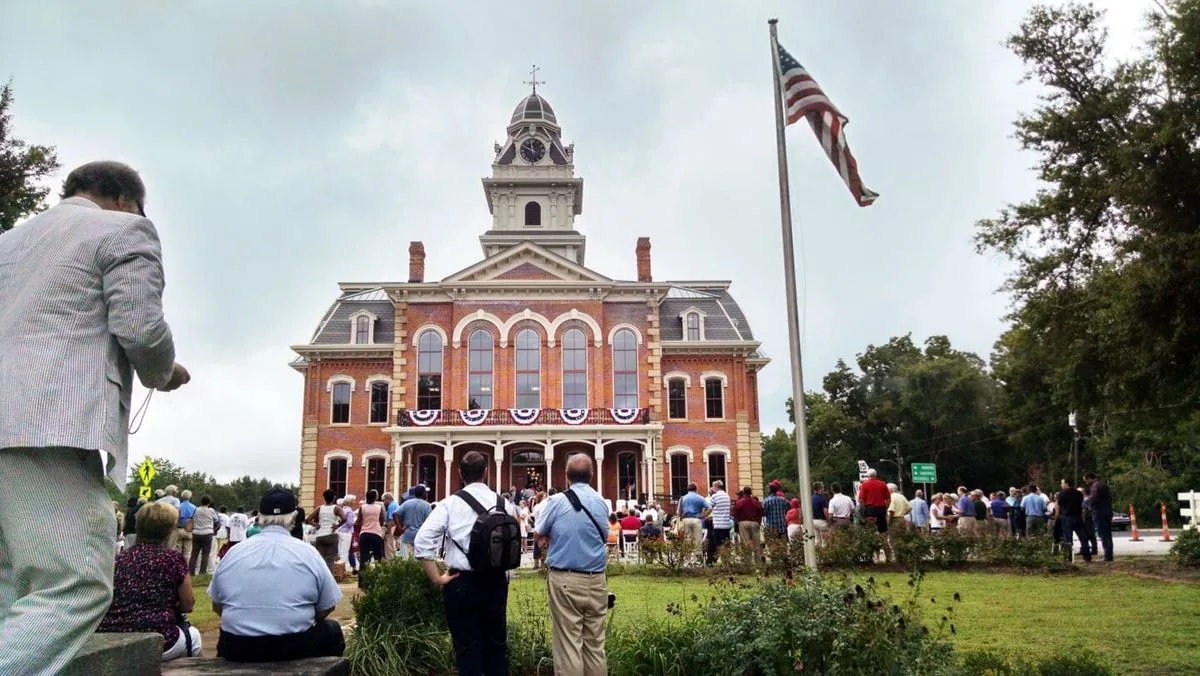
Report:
480,67,586,264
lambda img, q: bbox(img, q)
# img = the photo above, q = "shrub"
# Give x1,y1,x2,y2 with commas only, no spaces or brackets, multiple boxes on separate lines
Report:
344,622,453,676
689,574,955,675
1169,527,1200,567
818,525,885,568
974,534,1056,568
1029,651,1113,675
641,534,701,574
606,615,704,676
929,529,974,568
507,614,554,675
353,558,446,631
890,526,934,568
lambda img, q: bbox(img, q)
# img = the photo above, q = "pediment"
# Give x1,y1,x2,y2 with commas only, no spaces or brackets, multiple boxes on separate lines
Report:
441,241,611,283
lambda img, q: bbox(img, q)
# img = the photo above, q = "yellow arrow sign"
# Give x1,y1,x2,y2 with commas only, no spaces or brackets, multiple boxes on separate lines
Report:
138,485,153,500
137,458,156,485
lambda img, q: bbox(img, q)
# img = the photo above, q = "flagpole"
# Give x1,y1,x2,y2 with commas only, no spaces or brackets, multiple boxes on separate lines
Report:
768,18,818,571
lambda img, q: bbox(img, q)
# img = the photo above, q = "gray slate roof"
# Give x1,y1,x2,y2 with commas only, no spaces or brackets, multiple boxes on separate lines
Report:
659,284,755,342
310,289,395,344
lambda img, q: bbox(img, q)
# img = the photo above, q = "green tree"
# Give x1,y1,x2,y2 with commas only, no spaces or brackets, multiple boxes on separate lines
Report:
977,1,1200,519
124,456,298,512
0,80,59,232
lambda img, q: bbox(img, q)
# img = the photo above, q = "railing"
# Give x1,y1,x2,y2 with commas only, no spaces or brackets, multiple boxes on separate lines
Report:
395,407,651,427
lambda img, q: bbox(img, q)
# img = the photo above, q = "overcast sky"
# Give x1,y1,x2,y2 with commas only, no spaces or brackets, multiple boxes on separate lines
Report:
1,1,1152,483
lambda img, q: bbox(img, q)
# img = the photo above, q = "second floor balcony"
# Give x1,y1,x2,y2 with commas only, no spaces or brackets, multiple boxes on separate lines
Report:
394,407,651,428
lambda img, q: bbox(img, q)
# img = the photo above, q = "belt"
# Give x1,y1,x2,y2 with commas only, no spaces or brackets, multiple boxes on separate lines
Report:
549,567,605,576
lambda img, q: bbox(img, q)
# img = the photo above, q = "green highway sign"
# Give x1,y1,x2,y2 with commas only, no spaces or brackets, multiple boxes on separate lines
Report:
911,463,937,483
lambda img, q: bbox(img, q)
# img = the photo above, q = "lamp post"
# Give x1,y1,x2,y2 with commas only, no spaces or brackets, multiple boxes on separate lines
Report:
1069,411,1079,486
877,456,905,495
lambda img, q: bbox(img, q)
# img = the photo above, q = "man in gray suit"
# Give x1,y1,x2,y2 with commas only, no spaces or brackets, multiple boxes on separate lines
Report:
0,161,190,674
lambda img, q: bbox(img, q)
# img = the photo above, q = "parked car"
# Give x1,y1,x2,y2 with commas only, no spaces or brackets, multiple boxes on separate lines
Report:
1110,512,1131,530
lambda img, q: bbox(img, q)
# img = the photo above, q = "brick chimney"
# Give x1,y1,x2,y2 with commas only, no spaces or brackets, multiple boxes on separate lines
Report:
408,241,425,283
636,237,652,282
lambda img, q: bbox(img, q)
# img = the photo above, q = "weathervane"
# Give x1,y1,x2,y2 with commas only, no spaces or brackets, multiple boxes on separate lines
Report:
524,64,544,94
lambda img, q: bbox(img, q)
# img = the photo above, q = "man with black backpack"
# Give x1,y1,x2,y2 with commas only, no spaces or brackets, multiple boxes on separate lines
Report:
414,451,522,676
535,454,612,676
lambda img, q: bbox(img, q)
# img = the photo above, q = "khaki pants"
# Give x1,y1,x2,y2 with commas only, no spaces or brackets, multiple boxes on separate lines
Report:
547,570,608,676
176,528,193,563
383,530,396,561
681,517,703,544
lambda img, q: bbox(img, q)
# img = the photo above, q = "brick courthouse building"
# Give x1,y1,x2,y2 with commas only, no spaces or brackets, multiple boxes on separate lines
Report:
291,88,769,510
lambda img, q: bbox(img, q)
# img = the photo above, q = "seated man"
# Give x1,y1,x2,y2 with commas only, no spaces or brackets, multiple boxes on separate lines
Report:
207,487,344,662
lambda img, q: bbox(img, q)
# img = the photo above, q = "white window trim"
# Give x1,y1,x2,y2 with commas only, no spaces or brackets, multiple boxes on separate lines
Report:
607,323,644,345
349,310,378,345
411,324,448,347
415,329,445,411
366,376,391,425
501,310,552,350
513,327,542,410
665,445,694,462
665,376,689,421
548,309,603,348
361,449,391,467
704,445,731,487
326,374,356,392
702,373,728,421
328,377,354,426
679,307,707,341
610,328,639,409
560,327,589,410
324,449,353,468
452,310,505,349
363,450,390,497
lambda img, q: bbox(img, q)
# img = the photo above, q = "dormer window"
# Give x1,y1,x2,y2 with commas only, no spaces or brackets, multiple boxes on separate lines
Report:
524,201,541,226
678,307,707,341
350,310,378,344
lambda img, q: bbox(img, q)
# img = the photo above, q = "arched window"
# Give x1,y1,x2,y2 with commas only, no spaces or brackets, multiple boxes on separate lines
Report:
355,315,372,344
417,330,443,410
667,378,687,420
331,382,351,424
366,457,386,496
515,328,541,409
705,378,724,419
468,329,493,410
612,328,638,409
561,328,588,409
328,458,348,497
669,454,689,499
369,380,390,424
685,313,700,341
524,201,541,226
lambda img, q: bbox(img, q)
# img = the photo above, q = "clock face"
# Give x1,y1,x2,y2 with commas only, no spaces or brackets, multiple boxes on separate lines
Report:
520,138,546,163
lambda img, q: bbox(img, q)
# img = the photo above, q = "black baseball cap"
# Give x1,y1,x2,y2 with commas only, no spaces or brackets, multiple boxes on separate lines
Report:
260,487,297,515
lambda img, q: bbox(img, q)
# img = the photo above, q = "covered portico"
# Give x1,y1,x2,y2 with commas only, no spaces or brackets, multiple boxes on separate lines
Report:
383,410,661,505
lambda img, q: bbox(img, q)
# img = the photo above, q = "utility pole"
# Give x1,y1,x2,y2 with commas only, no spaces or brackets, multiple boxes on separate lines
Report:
1069,412,1079,486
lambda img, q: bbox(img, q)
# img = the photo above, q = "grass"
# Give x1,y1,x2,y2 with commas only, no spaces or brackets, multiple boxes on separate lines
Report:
190,568,1200,674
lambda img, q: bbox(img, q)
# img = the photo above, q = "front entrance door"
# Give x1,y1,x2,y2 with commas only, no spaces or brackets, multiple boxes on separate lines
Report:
511,450,546,494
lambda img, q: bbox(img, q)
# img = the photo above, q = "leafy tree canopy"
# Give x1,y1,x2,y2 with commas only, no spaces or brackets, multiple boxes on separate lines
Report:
0,80,59,233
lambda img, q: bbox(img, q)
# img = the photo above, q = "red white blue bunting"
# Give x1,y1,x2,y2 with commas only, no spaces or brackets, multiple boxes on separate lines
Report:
560,408,589,425
610,408,641,425
459,409,489,426
509,408,541,425
408,409,440,426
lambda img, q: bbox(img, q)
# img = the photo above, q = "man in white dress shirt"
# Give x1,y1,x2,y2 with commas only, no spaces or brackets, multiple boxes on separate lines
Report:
0,161,190,675
415,451,520,676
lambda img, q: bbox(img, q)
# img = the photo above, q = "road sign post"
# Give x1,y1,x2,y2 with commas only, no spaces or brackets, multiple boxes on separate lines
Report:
136,458,156,503
911,463,937,485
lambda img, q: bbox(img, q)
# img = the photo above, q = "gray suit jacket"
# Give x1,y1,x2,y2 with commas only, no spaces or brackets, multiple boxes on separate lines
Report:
0,197,176,487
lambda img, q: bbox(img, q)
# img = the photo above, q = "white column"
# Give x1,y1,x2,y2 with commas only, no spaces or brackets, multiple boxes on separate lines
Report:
647,435,657,504
593,440,605,499
544,441,554,493
443,441,453,499
493,439,505,493
391,438,402,498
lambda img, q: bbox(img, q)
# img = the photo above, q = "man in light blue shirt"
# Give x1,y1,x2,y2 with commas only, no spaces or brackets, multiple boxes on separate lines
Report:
394,485,432,559
1021,485,1047,535
536,454,610,676
208,487,344,662
678,483,710,543
909,490,931,531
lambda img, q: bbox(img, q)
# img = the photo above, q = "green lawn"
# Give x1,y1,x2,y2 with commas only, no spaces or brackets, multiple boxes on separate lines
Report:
191,570,1200,674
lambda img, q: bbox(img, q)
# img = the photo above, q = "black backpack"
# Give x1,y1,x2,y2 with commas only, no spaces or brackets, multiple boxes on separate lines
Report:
452,490,522,572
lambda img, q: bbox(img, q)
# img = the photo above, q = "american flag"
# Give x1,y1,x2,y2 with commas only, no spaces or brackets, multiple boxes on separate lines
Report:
777,43,878,207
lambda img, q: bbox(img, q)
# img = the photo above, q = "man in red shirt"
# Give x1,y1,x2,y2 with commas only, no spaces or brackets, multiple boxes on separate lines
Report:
857,469,892,534
732,487,766,563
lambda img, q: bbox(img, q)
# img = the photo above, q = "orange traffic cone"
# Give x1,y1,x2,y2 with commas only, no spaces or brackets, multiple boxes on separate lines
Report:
1129,504,1141,542
1160,502,1172,542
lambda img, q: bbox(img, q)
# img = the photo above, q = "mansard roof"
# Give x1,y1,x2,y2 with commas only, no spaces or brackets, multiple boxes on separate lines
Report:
659,282,755,342
309,288,396,345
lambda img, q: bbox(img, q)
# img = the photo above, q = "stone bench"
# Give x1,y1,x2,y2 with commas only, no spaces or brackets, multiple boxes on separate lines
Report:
62,633,164,676
162,656,349,675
